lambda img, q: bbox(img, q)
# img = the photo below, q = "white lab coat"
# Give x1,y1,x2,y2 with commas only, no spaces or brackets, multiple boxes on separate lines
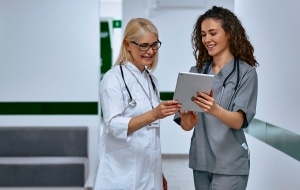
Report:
94,62,163,190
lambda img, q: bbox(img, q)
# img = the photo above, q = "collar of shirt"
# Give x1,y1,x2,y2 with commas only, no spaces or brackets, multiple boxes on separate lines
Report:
124,61,147,76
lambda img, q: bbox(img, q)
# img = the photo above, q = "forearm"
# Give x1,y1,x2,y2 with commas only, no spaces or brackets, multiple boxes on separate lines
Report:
213,105,244,130
180,120,194,131
128,100,181,134
127,110,157,134
177,111,198,131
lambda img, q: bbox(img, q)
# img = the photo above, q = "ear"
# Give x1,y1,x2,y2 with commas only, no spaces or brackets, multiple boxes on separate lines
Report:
125,40,131,51
226,32,231,40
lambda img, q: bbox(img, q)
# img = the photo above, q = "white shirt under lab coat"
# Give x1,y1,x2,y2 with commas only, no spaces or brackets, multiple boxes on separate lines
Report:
94,62,163,190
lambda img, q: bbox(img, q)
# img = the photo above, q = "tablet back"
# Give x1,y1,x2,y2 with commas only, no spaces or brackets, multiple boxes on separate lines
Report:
173,72,214,112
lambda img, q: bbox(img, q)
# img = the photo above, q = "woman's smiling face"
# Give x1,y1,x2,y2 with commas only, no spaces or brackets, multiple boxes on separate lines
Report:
201,18,230,58
126,31,159,72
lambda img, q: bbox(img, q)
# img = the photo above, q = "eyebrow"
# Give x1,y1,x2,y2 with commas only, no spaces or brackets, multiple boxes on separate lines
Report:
138,41,159,44
202,29,218,33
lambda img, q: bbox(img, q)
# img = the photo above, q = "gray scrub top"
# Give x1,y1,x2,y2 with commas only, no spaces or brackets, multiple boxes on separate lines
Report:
174,58,258,175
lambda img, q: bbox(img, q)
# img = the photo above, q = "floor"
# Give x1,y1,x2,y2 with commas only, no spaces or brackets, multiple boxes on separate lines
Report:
1,154,194,190
162,154,194,190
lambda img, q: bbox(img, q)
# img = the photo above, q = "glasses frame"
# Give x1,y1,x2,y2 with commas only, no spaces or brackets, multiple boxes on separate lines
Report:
130,40,162,51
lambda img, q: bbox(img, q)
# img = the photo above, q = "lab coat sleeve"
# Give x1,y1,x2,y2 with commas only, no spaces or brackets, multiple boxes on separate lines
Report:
100,70,131,141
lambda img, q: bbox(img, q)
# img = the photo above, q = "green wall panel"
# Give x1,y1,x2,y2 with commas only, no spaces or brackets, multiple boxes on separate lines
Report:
100,21,112,75
0,102,98,115
160,92,174,101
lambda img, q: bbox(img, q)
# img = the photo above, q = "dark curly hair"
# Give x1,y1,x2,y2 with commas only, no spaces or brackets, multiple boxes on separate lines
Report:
192,6,259,71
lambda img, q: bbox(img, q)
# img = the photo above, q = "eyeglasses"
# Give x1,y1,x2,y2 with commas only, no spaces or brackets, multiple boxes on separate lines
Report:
130,41,162,51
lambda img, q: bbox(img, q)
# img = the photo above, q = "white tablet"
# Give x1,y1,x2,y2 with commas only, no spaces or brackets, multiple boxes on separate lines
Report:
173,72,214,112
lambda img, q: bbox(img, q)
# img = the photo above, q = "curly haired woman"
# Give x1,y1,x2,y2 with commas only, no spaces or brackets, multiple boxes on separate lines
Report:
174,6,259,190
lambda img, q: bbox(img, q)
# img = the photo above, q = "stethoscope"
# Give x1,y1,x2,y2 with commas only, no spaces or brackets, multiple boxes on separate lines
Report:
120,65,158,108
203,57,240,110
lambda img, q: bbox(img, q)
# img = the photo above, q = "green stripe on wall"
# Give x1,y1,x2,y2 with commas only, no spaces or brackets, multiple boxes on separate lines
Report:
0,102,98,115
245,119,300,161
160,92,174,100
0,92,173,115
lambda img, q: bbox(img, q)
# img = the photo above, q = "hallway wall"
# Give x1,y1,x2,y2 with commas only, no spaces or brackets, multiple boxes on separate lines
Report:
235,0,300,135
0,0,100,188
236,1,300,189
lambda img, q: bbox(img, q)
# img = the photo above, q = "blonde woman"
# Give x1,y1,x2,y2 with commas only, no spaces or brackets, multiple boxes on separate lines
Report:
94,18,181,190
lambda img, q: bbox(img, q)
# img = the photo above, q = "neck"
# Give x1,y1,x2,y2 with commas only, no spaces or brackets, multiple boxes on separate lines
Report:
131,62,145,73
212,53,234,74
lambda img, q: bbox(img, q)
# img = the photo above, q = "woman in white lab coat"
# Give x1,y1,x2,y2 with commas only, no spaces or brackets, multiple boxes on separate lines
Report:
94,18,181,190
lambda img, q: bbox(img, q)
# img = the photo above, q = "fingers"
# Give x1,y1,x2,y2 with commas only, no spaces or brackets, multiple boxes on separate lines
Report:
180,110,198,116
180,110,188,114
166,107,180,115
195,92,209,101
160,101,181,116
164,100,179,105
161,100,181,109
154,100,182,119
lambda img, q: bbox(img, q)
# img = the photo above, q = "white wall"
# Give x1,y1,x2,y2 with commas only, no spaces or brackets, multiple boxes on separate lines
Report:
235,1,300,135
0,0,100,188
0,0,99,102
235,1,300,189
123,0,234,154
246,134,300,189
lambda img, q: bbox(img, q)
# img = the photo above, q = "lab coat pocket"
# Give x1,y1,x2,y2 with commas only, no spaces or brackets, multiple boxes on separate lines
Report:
106,136,130,153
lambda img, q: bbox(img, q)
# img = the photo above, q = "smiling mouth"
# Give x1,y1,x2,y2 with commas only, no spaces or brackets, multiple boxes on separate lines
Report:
207,44,216,49
142,55,153,59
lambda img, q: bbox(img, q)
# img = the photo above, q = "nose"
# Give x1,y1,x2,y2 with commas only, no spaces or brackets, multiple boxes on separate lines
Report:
203,35,211,44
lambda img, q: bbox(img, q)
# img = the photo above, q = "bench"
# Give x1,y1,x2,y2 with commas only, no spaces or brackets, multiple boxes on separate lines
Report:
0,126,88,188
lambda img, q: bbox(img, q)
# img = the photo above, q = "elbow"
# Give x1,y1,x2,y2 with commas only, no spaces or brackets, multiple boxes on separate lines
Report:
231,119,244,130
232,110,246,130
232,125,242,130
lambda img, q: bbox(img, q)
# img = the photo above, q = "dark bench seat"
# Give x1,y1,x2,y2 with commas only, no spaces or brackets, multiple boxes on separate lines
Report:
0,126,88,188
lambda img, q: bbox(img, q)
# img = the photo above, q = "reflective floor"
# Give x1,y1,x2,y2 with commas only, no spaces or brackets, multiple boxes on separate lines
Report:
162,154,194,190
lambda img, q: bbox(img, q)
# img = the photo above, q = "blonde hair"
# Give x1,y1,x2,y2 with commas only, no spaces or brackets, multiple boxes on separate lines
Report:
114,18,159,71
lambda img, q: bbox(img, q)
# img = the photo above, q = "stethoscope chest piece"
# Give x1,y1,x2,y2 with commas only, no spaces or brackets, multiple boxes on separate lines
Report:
128,99,137,107
120,64,157,108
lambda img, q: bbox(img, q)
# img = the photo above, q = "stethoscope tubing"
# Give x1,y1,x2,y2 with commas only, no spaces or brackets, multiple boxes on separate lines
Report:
204,57,240,110
119,64,157,108
120,64,134,104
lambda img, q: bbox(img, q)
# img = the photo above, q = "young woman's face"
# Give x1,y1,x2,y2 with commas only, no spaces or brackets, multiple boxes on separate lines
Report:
126,31,159,71
201,18,230,58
